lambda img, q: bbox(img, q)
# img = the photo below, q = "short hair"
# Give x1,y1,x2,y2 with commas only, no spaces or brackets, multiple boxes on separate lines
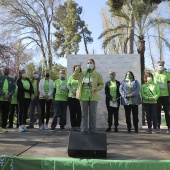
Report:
157,61,165,66
109,70,115,75
60,69,65,73
143,72,153,83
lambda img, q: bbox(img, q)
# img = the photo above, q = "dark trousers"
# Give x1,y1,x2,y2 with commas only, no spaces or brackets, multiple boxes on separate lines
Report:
39,99,52,125
51,101,68,129
0,101,10,128
157,96,170,128
106,101,119,127
124,105,139,130
18,98,31,125
144,103,157,129
8,104,19,127
68,97,81,127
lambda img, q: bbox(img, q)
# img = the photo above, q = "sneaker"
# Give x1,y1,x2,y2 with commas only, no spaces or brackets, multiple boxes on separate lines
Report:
23,126,28,132
44,124,48,130
51,128,55,132
76,126,81,132
60,127,66,131
167,128,170,134
19,126,24,132
39,125,45,130
1,128,8,133
152,129,157,134
7,125,13,128
106,127,111,132
157,128,161,133
71,127,76,131
145,129,152,134
114,127,118,133
27,125,34,129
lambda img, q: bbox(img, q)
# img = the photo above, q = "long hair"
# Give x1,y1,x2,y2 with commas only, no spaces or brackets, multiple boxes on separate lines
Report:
125,71,135,80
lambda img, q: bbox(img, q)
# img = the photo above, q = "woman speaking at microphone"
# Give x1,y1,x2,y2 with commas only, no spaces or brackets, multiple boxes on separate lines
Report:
72,58,104,133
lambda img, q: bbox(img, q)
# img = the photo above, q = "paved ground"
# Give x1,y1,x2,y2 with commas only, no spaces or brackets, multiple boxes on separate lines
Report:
0,125,170,160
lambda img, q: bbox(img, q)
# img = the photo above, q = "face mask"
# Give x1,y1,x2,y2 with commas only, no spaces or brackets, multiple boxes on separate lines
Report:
60,73,65,78
45,73,49,78
126,75,131,80
22,73,26,78
33,74,39,79
147,77,152,83
110,75,115,79
87,64,94,70
158,66,164,71
4,70,9,76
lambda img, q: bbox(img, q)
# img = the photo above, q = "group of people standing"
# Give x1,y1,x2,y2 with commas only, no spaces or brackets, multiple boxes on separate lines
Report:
0,59,170,134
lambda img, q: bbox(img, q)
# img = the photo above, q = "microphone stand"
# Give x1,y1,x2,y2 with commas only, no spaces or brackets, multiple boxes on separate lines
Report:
88,70,92,123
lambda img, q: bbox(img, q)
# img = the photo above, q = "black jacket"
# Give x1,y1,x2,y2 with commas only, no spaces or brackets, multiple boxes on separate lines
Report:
105,80,120,106
17,77,34,102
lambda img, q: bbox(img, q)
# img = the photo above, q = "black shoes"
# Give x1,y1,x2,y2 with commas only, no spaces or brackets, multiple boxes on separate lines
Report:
114,127,118,132
106,127,111,132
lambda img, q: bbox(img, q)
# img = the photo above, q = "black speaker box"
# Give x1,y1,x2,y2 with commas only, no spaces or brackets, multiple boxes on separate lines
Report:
68,132,107,158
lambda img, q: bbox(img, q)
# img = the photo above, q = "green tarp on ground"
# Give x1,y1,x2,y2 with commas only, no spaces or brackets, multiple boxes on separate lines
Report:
1,155,170,170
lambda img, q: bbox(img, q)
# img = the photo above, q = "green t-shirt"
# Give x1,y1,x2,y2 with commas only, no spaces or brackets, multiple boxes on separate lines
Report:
0,79,9,101
153,71,170,96
81,72,93,101
54,79,68,101
11,84,18,104
21,79,30,99
33,80,38,97
141,82,160,104
110,81,117,99
67,76,78,98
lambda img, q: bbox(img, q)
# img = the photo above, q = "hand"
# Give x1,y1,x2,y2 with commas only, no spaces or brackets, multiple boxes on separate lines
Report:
93,88,98,92
112,98,116,103
3,94,9,99
31,94,35,100
77,62,82,68
127,94,133,97
45,95,49,101
149,97,154,101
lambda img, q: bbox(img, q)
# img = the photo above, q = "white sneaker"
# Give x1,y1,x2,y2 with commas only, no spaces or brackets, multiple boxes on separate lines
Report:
39,125,45,130
19,126,24,132
152,129,157,134
44,124,48,130
167,128,170,134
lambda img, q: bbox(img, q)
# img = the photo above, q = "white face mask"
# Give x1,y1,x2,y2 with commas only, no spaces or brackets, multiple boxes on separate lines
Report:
158,66,164,71
60,73,65,78
87,63,94,70
147,77,152,83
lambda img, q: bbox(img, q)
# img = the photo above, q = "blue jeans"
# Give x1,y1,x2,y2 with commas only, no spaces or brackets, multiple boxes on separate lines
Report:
28,96,41,127
51,101,68,129
144,103,157,129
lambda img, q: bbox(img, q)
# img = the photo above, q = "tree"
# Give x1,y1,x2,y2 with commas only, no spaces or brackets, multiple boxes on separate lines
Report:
0,0,60,68
53,0,93,57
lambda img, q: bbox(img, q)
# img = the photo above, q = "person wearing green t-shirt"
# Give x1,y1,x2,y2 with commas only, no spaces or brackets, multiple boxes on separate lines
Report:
0,66,15,133
27,70,42,129
141,73,160,134
67,65,82,131
39,70,54,130
153,61,170,133
17,68,34,132
51,69,68,131
72,58,104,133
105,71,120,133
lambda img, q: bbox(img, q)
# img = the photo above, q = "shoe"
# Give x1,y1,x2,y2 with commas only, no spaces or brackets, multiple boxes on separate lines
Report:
157,128,161,133
51,128,55,132
39,125,45,130
1,128,8,133
106,127,111,132
76,126,81,132
19,126,24,132
127,128,131,133
167,128,170,134
44,124,48,130
114,127,118,133
152,129,157,134
135,129,138,133
23,126,28,132
71,127,76,131
145,129,152,134
60,127,66,131
27,125,34,129
7,125,13,128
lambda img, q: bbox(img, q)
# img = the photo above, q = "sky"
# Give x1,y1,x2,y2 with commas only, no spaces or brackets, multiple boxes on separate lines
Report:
56,1,170,70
